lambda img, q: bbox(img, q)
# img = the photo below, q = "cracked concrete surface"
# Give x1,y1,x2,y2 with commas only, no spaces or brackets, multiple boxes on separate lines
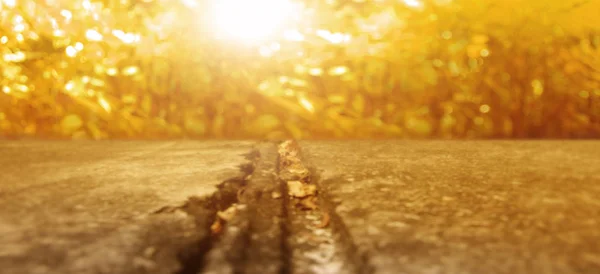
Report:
2,140,600,274
300,140,600,274
0,141,254,274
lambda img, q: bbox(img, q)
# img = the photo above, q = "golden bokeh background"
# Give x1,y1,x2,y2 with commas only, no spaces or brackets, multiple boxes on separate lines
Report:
0,0,599,139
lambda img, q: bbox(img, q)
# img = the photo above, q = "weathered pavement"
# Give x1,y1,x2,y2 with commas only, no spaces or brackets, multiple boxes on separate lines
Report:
0,141,255,274
300,141,600,274
1,141,600,274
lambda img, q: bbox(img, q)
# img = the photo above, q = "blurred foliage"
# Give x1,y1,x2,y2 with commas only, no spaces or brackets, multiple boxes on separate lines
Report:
0,0,599,139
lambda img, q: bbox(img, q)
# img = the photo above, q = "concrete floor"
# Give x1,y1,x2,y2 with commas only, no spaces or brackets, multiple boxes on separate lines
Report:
1,141,599,274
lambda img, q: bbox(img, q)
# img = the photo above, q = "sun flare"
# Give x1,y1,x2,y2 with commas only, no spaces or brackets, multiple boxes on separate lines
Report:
211,0,297,42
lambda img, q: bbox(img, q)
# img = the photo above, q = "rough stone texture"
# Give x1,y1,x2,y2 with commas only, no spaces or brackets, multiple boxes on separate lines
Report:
0,141,254,274
278,140,362,274
238,142,286,274
202,204,250,274
4,140,600,274
300,141,600,274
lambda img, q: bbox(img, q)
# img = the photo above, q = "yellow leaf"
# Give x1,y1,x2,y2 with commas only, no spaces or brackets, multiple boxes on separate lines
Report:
284,122,303,139
471,34,489,44
352,95,365,114
185,118,206,135
253,114,280,131
61,114,83,134
406,117,432,136
328,66,349,76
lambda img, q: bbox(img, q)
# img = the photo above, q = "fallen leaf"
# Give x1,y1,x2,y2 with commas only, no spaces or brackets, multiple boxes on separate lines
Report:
280,165,311,182
237,188,245,201
317,212,331,228
210,220,222,234
299,196,318,210
60,114,83,134
287,180,317,198
217,204,238,222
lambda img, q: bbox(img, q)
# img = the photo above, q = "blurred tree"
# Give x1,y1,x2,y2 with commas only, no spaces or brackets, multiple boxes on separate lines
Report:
0,0,598,139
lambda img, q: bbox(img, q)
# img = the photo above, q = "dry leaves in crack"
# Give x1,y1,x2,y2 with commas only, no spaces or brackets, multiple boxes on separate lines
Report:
279,140,319,211
295,196,319,210
278,140,297,155
317,212,330,228
211,204,246,235
272,191,282,199
287,180,317,198
210,220,223,235
280,165,311,182
217,204,240,222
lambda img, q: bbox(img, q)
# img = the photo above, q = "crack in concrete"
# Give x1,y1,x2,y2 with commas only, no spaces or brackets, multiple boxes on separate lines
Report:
148,149,258,274
278,140,370,274
308,169,374,274
159,141,367,274
196,142,286,274
238,143,287,274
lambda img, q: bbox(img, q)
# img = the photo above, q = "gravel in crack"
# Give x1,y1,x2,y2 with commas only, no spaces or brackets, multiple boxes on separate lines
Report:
210,203,246,235
278,140,358,274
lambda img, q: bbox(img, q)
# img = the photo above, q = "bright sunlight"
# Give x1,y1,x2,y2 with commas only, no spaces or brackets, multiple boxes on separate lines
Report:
211,0,298,42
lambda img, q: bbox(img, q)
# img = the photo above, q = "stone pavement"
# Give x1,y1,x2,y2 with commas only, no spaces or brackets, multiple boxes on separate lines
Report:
0,140,599,274
0,141,255,274
300,141,600,274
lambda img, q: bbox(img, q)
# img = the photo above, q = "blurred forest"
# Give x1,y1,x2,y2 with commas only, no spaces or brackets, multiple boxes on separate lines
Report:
0,0,599,139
